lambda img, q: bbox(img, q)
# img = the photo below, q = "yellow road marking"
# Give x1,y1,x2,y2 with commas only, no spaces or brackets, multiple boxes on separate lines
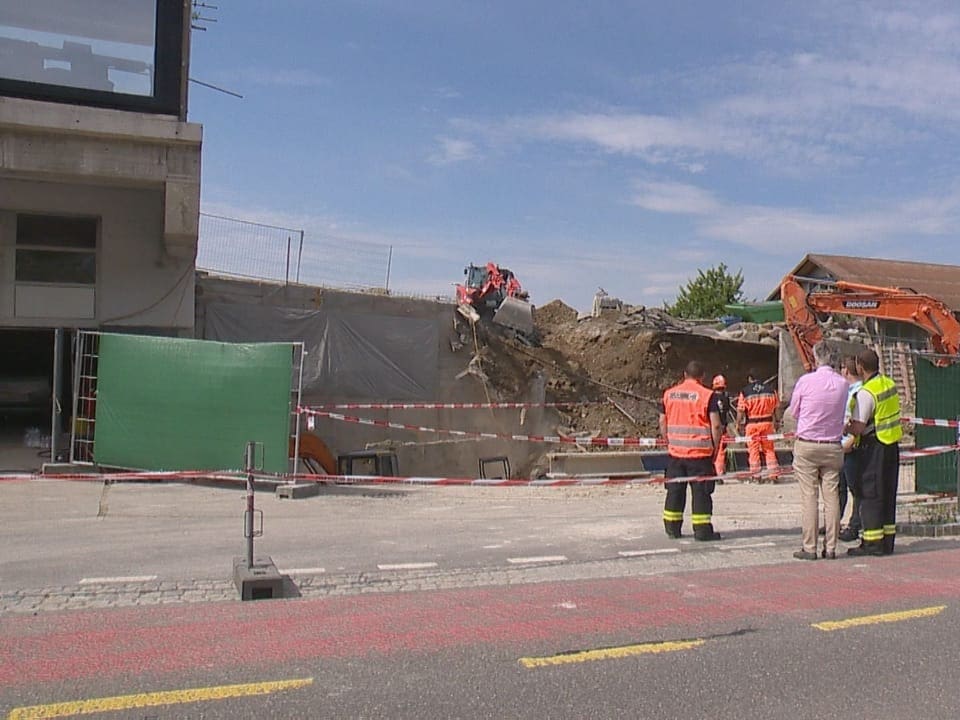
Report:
7,677,314,720
813,605,946,632
519,639,705,669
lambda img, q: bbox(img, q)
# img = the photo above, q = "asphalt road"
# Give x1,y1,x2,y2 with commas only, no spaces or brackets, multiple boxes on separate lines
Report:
3,546,960,719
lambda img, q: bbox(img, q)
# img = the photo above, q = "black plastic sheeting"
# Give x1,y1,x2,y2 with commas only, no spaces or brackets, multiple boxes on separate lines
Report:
204,302,439,400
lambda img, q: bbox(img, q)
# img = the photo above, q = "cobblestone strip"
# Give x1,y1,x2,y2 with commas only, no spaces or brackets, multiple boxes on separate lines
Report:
2,536,948,614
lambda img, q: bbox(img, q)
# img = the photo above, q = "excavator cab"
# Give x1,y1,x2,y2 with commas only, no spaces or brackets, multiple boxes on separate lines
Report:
456,262,535,336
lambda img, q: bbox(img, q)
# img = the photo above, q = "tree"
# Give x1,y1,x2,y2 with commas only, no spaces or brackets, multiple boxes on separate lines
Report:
666,263,745,319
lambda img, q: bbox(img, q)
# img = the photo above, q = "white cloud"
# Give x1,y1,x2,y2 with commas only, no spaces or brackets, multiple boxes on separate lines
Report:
631,181,721,216
428,136,479,165
629,180,960,253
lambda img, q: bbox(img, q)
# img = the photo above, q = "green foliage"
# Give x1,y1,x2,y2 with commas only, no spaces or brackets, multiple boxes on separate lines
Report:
666,263,745,319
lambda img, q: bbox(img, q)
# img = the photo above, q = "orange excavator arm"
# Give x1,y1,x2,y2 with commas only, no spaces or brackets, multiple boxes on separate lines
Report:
781,276,960,371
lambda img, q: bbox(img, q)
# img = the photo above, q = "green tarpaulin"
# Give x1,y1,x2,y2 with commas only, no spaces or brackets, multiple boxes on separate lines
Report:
93,334,293,473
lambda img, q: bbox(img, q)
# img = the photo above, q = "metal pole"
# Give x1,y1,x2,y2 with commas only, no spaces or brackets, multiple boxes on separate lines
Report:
245,442,256,569
296,230,304,284
384,245,393,293
285,235,291,285
956,415,959,521
50,328,63,463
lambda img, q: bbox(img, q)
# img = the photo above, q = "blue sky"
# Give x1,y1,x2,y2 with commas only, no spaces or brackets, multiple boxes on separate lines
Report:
189,1,960,312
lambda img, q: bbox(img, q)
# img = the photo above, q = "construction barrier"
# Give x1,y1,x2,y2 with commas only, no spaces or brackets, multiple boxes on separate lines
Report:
2,444,954,487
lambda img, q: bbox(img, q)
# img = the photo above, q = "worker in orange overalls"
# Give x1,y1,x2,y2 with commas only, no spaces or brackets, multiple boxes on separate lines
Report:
736,369,781,480
711,374,735,477
659,360,723,541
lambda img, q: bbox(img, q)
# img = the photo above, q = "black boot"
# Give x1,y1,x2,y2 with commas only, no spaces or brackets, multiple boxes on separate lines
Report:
847,541,883,557
694,524,721,542
664,520,682,539
882,535,895,555
838,526,860,542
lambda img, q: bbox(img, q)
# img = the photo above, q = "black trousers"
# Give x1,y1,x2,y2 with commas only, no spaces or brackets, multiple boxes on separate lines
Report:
664,456,716,524
839,447,862,529
857,436,899,544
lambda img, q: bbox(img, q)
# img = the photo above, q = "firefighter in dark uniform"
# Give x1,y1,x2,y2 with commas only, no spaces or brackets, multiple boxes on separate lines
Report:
659,360,723,541
845,348,901,556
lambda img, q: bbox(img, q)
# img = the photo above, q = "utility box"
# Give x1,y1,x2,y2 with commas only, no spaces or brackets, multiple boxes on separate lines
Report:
233,556,283,601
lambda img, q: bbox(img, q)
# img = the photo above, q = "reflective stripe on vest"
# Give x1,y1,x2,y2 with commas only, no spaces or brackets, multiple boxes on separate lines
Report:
862,374,903,445
664,378,714,458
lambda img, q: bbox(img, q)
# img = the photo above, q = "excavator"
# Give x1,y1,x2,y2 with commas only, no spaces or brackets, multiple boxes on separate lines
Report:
780,275,960,370
455,262,535,336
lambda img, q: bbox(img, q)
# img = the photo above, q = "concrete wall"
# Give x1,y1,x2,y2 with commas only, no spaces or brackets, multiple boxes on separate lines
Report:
0,178,194,329
197,274,558,478
0,95,201,331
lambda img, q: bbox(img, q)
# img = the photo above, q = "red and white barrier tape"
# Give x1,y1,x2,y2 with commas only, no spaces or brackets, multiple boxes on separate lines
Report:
307,401,606,410
901,416,960,428
2,445,954,487
299,408,664,447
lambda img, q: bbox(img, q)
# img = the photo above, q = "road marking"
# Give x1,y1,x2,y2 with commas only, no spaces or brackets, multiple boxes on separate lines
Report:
277,567,326,576
377,562,438,571
715,542,777,551
483,544,504,549
507,555,567,565
6,677,314,719
618,548,680,558
813,605,946,632
77,575,157,585
519,639,705,669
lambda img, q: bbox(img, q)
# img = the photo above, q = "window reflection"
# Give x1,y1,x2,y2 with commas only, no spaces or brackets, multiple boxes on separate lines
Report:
0,1,156,96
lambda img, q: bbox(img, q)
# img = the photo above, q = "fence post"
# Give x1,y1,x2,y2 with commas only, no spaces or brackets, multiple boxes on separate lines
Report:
296,230,304,284
384,245,393,293
956,415,960,521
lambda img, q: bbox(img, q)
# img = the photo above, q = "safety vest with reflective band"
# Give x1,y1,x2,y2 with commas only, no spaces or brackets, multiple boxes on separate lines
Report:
738,382,778,423
663,378,714,458
861,374,903,445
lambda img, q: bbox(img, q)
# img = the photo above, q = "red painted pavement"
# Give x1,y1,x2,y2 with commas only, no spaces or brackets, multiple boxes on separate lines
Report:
2,548,959,687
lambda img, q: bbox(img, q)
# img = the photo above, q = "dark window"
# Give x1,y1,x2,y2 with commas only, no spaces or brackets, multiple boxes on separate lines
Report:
16,214,97,285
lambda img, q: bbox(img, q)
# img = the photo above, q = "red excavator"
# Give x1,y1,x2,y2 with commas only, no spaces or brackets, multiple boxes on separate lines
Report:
780,275,960,370
455,262,534,336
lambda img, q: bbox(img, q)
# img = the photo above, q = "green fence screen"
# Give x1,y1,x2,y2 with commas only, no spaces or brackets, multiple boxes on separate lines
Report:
914,359,959,494
93,334,293,473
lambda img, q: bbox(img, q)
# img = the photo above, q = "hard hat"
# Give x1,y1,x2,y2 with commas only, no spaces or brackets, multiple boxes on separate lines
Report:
712,374,726,389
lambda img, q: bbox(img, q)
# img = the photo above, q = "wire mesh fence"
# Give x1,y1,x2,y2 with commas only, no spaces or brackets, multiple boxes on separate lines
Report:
197,213,393,291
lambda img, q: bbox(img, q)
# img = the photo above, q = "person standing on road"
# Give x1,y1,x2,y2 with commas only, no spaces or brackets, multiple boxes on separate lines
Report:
845,348,902,557
736,369,781,480
839,356,863,542
711,374,735,477
787,341,849,560
659,361,723,541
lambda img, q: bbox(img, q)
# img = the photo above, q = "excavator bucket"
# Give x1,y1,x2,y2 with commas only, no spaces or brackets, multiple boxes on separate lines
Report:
493,296,535,335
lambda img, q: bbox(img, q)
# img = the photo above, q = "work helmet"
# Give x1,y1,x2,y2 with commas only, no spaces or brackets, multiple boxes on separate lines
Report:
712,374,726,389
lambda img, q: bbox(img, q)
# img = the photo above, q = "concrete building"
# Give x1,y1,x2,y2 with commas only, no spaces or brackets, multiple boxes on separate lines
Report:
0,1,201,468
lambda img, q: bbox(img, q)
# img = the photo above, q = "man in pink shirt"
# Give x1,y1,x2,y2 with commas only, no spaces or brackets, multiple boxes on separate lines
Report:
787,341,850,560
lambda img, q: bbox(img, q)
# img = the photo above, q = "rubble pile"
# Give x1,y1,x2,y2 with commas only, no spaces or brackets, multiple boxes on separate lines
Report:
473,299,780,442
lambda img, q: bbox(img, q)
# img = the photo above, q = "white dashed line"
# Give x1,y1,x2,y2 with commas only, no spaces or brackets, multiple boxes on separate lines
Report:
714,542,777,550
618,548,681,558
377,562,438,571
277,567,326,576
507,555,568,565
79,575,158,584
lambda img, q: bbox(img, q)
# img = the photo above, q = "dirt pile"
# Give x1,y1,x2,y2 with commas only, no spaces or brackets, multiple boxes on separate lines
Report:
476,299,780,441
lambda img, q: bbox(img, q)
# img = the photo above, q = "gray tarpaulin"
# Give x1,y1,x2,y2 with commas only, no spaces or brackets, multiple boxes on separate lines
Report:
204,302,438,399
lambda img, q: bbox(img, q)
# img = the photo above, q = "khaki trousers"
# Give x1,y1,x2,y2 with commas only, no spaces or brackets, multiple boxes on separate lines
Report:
793,440,843,554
